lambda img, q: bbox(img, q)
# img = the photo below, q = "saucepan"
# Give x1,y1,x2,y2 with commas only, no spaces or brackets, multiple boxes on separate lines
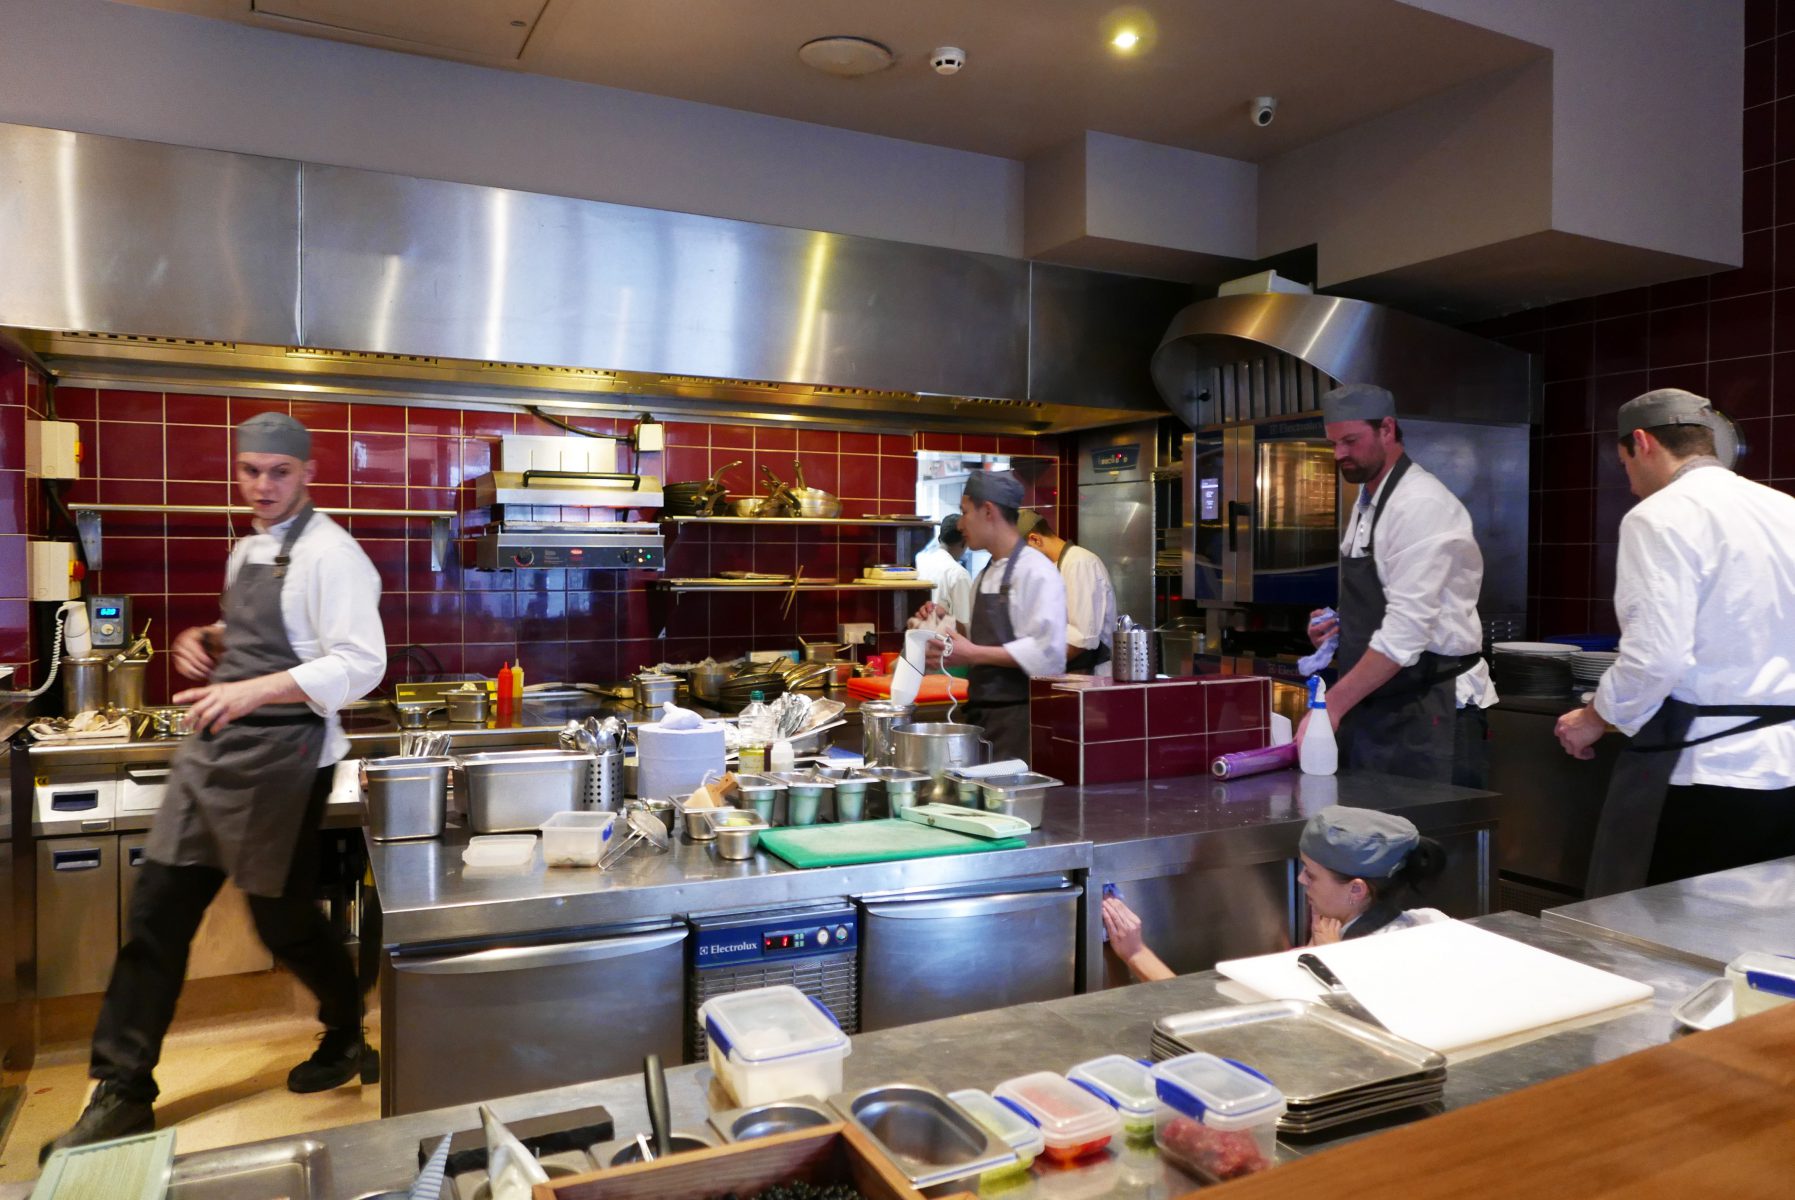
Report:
892,722,992,804
790,458,843,518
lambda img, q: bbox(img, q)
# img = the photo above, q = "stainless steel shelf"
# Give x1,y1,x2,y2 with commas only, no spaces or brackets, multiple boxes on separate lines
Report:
661,515,932,527
652,581,932,594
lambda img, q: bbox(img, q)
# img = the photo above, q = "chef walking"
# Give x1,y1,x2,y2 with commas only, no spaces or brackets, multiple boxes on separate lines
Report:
914,513,974,633
1300,384,1495,785
44,413,386,1159
1018,512,1117,675
914,470,1067,762
1555,389,1795,894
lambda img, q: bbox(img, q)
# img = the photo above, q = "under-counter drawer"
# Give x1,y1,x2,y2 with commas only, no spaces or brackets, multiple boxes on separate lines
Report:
37,836,119,998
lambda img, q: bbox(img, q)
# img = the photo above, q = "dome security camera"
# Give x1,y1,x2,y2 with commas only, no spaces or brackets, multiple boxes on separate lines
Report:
931,46,966,75
1251,96,1278,127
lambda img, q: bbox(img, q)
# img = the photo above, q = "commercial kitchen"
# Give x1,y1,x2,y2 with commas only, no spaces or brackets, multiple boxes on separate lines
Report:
1,1,1792,1197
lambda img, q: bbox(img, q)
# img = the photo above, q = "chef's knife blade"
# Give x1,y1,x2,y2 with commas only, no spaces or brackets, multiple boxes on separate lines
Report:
1297,952,1389,1030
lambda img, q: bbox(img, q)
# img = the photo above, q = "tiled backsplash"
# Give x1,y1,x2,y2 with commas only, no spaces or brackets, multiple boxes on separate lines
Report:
1,345,48,684
1030,674,1272,785
6,383,1060,705
1471,3,1793,637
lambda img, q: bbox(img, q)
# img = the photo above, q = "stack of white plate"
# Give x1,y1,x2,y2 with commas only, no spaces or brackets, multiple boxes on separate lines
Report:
1491,641,1575,696
1571,650,1619,685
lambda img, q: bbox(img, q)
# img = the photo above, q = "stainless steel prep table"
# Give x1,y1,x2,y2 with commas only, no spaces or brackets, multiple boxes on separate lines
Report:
1542,855,1795,970
93,911,1703,1200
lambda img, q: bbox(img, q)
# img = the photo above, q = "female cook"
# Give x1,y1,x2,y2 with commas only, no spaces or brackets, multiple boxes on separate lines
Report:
1101,805,1448,982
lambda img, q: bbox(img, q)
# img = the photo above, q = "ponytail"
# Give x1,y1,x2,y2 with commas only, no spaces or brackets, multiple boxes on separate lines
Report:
1369,836,1445,903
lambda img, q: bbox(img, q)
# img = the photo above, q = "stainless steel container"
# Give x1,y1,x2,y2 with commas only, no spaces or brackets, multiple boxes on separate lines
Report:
972,771,1062,830
394,702,442,730
61,653,113,716
1113,614,1155,681
859,700,914,767
771,771,834,825
861,767,929,817
106,656,149,713
361,756,452,841
892,722,990,803
734,773,785,825
443,683,489,723
455,750,592,832
707,811,769,860
633,672,679,708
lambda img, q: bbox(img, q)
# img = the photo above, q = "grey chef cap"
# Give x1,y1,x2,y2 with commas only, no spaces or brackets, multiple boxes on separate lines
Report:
1016,510,1045,538
1320,383,1396,425
1299,806,1419,879
235,412,312,461
964,469,1025,510
1618,388,1739,468
938,513,965,547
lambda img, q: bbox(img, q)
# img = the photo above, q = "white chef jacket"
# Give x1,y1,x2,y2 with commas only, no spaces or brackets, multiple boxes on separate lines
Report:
1341,458,1495,709
1594,465,1795,789
1339,907,1448,938
915,543,974,627
972,544,1068,678
222,509,387,765
1060,542,1118,677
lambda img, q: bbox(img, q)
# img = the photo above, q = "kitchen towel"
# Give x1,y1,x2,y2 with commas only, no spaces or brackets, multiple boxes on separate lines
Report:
634,719,726,803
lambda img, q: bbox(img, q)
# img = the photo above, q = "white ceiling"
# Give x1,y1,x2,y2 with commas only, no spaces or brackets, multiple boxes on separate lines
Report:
117,0,1545,162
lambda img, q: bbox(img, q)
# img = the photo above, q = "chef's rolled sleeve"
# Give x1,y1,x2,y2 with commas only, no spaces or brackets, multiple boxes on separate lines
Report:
1366,518,1466,669
288,546,386,713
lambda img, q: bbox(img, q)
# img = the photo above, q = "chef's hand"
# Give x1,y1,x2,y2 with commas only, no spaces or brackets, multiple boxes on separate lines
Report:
940,630,982,669
1554,704,1606,760
1307,609,1339,649
1102,896,1147,960
1310,914,1345,945
174,671,304,734
908,601,946,629
171,623,225,681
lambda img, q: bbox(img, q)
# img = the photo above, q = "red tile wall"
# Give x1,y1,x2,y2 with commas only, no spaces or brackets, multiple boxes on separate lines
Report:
0,345,49,686
1029,674,1271,784
1472,0,1792,637
34,388,1061,705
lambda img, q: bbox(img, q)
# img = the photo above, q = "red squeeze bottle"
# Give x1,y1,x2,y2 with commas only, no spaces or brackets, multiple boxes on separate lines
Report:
496,661,514,726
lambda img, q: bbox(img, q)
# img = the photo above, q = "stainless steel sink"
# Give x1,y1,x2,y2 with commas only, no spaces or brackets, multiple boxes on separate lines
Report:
166,1137,333,1200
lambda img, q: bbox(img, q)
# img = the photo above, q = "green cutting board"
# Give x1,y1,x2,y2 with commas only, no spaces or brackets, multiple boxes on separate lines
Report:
759,818,1026,868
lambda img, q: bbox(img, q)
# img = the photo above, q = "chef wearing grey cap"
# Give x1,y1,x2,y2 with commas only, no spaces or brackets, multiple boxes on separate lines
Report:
914,512,974,632
1302,384,1493,785
1297,806,1449,944
1555,389,1795,895
44,412,387,1160
914,470,1068,761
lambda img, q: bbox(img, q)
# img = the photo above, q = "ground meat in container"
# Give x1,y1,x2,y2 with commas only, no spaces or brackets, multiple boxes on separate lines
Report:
1158,1116,1270,1181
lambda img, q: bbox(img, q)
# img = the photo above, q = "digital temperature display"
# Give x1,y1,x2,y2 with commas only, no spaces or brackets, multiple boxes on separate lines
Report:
763,932,806,954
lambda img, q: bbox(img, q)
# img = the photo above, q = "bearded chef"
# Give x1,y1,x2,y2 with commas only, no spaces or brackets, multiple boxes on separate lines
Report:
913,470,1067,762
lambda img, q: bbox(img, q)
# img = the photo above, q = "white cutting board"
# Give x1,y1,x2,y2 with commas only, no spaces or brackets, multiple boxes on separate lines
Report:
1216,920,1654,1054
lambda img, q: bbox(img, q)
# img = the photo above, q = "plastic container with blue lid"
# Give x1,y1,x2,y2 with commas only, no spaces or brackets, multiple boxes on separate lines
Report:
1726,951,1795,1019
1066,1055,1158,1140
991,1071,1121,1163
1148,1052,1284,1183
698,984,851,1106
948,1088,1045,1180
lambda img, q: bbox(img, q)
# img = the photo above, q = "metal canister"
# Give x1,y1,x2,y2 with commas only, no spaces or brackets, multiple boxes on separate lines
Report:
859,699,914,767
62,653,114,716
588,748,624,811
106,656,150,713
1113,615,1155,682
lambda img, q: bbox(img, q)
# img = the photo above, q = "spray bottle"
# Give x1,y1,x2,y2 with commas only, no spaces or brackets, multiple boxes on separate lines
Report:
1299,676,1338,776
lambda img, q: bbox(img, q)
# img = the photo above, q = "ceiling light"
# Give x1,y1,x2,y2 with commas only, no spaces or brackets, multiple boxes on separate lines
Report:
1102,6,1158,55
1111,29,1140,51
798,36,896,78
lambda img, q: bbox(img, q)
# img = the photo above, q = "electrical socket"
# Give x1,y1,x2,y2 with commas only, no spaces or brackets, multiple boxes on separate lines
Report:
838,622,876,648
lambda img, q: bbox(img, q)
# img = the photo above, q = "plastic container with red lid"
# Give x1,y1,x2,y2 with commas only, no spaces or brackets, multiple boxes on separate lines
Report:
992,1071,1121,1164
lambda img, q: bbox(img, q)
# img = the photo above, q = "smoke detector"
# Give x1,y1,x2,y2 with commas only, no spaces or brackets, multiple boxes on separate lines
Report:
798,36,895,77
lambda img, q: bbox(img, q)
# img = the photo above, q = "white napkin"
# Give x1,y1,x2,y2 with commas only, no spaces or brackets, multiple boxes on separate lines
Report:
655,702,704,731
481,1105,548,1200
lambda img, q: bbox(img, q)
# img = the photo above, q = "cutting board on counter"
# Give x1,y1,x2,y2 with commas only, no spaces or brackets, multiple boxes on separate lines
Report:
759,818,1024,868
1216,920,1654,1054
845,675,968,702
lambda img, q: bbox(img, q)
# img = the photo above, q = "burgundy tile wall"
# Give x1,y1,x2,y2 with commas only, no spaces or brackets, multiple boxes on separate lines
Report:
1029,674,1271,784
1472,1,1790,637
36,387,1061,705
0,345,49,685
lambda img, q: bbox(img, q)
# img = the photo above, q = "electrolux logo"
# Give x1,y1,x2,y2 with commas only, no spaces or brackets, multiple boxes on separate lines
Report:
699,939,762,958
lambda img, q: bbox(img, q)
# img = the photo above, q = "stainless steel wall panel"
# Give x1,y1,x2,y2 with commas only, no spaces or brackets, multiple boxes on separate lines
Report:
300,164,1030,399
1076,480,1154,629
1403,419,1530,622
1026,263,1191,414
0,123,299,344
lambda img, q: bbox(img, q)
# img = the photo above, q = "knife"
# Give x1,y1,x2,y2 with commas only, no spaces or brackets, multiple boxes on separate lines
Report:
1297,952,1388,1030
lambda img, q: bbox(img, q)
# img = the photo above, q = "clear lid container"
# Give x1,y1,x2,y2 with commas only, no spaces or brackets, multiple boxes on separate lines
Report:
1067,1055,1158,1120
949,1088,1046,1161
699,984,851,1066
1727,951,1795,998
992,1072,1123,1146
460,834,538,867
1149,1053,1285,1131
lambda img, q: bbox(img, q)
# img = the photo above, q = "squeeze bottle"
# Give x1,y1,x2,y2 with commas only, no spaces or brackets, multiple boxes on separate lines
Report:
1298,676,1338,776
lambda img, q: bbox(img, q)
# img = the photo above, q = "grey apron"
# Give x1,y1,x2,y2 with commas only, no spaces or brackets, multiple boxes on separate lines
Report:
964,545,1035,763
1059,543,1113,675
148,505,327,898
1341,896,1404,940
1336,455,1482,784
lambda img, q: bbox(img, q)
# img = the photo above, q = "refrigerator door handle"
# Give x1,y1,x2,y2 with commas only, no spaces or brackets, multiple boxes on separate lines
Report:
393,928,687,976
862,886,1083,922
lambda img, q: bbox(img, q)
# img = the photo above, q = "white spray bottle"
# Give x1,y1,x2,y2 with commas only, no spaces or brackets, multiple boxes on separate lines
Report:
1299,676,1338,776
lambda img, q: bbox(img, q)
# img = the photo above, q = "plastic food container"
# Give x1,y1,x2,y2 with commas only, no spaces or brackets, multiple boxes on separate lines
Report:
949,1088,1044,1181
992,1071,1121,1164
460,834,538,869
539,811,616,867
1067,1055,1159,1141
699,984,852,1107
1149,1052,1284,1183
1726,951,1795,1019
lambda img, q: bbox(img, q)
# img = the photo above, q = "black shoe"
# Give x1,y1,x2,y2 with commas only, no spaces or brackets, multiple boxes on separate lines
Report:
39,1081,156,1164
287,1027,380,1094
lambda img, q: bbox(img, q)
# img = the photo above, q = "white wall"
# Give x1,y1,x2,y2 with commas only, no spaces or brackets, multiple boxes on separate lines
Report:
0,0,1025,257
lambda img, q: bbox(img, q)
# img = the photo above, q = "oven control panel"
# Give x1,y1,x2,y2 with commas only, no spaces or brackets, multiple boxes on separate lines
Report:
690,904,858,969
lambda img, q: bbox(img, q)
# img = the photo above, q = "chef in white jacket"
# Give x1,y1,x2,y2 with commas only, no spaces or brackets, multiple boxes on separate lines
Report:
1019,511,1117,676
1555,388,1795,894
914,513,974,633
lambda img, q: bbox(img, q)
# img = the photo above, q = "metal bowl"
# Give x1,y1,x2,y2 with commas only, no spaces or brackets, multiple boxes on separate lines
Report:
729,497,769,518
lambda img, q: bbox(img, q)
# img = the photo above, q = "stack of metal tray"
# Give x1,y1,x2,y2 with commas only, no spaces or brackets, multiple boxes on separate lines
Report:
1153,1000,1447,1134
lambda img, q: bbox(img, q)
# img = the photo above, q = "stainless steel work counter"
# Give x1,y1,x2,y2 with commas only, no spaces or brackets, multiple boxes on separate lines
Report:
115,911,1703,1200
1543,855,1795,970
369,770,1498,948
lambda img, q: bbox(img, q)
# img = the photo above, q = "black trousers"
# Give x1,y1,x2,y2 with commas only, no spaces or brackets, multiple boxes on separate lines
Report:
1647,782,1795,885
90,768,359,1103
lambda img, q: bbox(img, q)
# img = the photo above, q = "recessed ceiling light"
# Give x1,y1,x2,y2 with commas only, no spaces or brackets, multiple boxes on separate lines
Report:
1112,29,1140,51
1102,6,1157,55
798,36,896,78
